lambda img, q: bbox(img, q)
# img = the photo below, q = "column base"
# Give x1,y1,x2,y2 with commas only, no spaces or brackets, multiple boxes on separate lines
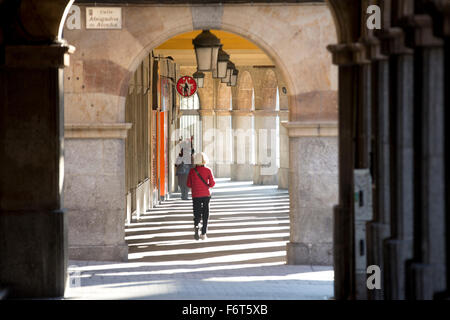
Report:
69,243,128,262
253,165,278,185
231,164,254,181
286,242,333,266
408,263,434,300
215,163,231,178
0,210,67,298
383,238,413,300
366,222,390,300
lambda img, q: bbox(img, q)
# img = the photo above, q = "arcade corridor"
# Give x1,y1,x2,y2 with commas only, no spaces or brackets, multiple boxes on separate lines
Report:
1,0,450,302
65,179,333,300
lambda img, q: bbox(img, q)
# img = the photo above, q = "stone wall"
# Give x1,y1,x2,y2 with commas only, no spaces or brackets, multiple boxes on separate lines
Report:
287,135,338,265
64,139,128,261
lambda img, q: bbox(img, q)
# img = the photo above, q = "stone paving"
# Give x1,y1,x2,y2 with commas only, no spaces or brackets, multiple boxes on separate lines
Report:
64,179,334,300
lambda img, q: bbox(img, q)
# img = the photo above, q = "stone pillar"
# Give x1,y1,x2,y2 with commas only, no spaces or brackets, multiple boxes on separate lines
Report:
64,123,131,261
253,110,278,185
277,73,290,190
278,110,289,189
376,27,415,300
200,109,216,164
364,37,391,300
284,121,338,265
250,68,278,185
404,15,447,300
214,110,233,177
0,44,73,297
198,72,215,165
327,42,365,300
443,9,450,300
231,111,254,181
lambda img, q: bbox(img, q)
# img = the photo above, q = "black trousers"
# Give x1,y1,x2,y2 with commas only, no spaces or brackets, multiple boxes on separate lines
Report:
193,196,210,235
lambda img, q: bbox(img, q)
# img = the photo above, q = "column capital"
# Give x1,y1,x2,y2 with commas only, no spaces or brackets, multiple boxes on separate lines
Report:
198,109,215,116
401,14,444,48
375,28,414,56
5,43,76,68
442,3,450,36
65,123,132,139
231,110,253,117
253,110,279,117
281,121,338,137
359,36,388,61
327,43,369,66
214,109,232,116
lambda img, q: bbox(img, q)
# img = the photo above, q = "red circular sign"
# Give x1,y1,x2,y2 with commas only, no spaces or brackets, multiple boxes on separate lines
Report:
176,76,197,97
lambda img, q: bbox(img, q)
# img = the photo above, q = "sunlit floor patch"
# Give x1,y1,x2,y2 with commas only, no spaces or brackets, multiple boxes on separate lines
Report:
64,180,334,300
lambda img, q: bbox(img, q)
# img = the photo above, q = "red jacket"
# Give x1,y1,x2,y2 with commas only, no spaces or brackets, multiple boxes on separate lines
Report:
186,165,215,198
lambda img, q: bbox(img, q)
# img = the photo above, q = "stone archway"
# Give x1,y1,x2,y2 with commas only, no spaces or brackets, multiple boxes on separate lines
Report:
4,0,449,301
62,3,339,265
0,0,347,298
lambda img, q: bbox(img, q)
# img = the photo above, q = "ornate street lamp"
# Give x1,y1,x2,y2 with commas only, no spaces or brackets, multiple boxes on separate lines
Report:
221,61,235,84
192,30,221,72
214,47,230,79
228,68,239,87
193,71,205,88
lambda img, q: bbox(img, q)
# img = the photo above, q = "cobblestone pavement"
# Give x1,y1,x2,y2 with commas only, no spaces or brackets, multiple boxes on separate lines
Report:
64,179,334,300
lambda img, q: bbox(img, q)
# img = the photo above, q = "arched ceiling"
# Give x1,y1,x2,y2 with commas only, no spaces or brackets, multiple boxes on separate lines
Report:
154,29,274,67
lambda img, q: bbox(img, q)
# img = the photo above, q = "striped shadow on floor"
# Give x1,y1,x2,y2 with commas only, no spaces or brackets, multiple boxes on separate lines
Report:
125,178,290,265
64,179,334,300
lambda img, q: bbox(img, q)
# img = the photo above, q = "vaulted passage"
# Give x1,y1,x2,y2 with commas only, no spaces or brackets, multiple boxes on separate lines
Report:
125,179,290,264
1,0,450,301
65,179,334,300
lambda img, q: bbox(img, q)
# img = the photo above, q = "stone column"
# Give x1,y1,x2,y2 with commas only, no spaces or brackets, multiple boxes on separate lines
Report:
214,110,233,177
198,72,215,165
200,109,216,164
250,68,279,185
231,111,254,181
376,27,416,300
0,44,73,297
278,110,289,189
64,123,131,261
327,42,365,300
442,7,450,300
277,75,290,190
253,110,279,185
284,121,338,265
363,37,391,300
404,15,447,300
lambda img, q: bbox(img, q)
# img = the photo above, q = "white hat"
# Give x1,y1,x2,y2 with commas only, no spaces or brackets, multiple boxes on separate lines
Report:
193,152,208,165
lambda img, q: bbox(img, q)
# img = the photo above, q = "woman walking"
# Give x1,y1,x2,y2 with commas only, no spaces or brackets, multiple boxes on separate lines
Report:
186,152,215,240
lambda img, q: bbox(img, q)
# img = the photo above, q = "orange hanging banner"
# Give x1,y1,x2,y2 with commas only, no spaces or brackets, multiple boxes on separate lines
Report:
159,111,166,198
